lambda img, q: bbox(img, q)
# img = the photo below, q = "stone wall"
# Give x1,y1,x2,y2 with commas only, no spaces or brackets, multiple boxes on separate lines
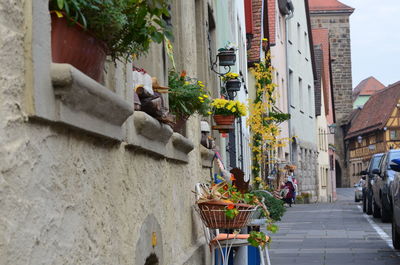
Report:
0,0,215,264
310,13,353,187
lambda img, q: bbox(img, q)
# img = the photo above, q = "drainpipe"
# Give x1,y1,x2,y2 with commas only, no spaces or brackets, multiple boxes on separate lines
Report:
285,1,294,163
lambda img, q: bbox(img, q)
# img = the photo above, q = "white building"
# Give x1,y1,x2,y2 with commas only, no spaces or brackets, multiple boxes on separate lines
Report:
286,0,318,199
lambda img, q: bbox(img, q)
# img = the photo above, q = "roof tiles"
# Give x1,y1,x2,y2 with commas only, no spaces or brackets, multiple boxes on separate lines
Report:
352,76,385,99
309,0,354,12
346,81,400,139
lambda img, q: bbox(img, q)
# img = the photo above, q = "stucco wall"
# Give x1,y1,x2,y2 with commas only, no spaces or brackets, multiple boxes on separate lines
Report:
287,0,318,198
0,1,212,264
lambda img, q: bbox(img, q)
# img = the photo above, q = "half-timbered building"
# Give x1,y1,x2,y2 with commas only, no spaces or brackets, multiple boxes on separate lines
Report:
346,81,400,186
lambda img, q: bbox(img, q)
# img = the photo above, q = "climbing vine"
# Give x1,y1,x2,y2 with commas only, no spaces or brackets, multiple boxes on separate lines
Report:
247,53,291,187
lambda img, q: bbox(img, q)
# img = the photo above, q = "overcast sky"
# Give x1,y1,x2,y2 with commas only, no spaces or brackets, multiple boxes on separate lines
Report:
339,0,400,88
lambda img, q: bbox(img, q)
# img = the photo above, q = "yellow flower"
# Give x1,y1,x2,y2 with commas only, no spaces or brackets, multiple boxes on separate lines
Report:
207,111,212,115
198,96,203,100
203,94,208,98
185,81,190,85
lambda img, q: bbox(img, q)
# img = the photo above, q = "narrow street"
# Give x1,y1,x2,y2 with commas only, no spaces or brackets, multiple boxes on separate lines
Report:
269,188,400,265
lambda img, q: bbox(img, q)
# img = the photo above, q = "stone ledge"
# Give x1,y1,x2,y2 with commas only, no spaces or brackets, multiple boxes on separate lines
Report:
172,133,194,154
126,111,194,163
134,111,173,143
51,63,133,140
199,145,215,168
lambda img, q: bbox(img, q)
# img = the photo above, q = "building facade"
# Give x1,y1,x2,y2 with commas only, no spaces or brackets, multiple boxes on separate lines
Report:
346,82,400,186
309,0,354,187
0,1,254,264
286,0,318,199
313,27,336,202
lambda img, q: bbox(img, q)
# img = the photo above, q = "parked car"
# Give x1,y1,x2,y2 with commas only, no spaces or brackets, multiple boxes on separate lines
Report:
371,149,400,222
389,158,400,249
354,181,363,202
361,153,384,215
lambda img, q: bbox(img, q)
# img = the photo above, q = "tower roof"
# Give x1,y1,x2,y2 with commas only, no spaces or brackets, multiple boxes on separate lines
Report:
352,76,385,98
309,0,354,13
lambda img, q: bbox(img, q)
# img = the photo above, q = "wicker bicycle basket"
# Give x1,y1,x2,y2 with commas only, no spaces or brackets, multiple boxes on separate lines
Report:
195,201,256,229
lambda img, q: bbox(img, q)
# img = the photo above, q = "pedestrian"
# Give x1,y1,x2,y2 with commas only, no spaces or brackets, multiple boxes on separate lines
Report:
292,176,298,204
281,180,295,207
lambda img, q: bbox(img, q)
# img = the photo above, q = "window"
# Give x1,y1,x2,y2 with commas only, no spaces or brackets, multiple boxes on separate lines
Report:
289,70,294,108
281,78,285,110
390,130,398,140
308,85,312,115
288,20,293,43
321,168,327,187
299,77,303,111
304,32,308,58
297,22,301,53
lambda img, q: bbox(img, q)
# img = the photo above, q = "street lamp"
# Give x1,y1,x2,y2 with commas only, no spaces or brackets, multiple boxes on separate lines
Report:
318,124,337,135
328,124,336,134
357,135,362,144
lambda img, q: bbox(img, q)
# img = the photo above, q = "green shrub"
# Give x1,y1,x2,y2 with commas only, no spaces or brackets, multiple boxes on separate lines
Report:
295,195,304,204
49,0,173,60
252,191,286,222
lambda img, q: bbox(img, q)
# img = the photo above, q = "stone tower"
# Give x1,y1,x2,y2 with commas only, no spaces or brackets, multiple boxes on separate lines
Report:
308,0,354,187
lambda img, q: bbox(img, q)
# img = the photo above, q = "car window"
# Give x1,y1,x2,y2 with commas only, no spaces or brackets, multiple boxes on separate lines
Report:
379,154,387,172
388,151,400,169
369,155,383,171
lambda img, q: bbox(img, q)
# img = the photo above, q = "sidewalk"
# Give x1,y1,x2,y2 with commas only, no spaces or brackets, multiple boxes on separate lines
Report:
268,189,400,265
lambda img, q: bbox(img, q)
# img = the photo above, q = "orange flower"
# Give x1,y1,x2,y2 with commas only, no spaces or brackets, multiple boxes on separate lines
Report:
180,70,187,78
227,204,235,210
223,184,229,191
230,174,236,181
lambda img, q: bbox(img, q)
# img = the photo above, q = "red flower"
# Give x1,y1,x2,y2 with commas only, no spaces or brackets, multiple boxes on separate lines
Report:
227,204,235,210
180,70,187,78
223,185,229,191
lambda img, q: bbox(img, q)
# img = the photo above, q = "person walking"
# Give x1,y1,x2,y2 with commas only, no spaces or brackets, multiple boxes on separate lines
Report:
292,177,298,204
281,180,295,207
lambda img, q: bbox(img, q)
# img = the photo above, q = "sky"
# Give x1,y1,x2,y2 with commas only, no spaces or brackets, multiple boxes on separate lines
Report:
339,0,400,88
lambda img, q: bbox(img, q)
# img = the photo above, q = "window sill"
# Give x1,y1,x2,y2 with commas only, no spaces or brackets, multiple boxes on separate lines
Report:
126,111,194,163
51,63,133,140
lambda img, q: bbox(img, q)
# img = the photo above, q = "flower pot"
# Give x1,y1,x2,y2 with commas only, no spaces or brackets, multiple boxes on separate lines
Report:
51,13,107,82
196,201,255,229
213,114,235,126
225,79,241,92
217,50,236,66
172,115,189,133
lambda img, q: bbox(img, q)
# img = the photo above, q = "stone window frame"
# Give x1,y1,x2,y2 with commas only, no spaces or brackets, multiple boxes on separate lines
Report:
24,1,194,163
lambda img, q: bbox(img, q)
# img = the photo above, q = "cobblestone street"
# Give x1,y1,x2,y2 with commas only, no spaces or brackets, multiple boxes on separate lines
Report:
269,188,400,265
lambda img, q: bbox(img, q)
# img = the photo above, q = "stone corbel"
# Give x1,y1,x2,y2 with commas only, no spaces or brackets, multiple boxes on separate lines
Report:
51,63,133,140
200,145,215,168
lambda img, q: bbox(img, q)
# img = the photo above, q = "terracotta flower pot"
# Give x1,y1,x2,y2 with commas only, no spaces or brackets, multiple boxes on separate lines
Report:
172,115,189,133
213,114,235,126
51,12,107,82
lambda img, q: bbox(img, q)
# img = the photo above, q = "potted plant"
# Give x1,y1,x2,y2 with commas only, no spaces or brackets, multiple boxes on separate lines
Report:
49,0,172,82
222,72,241,92
195,180,277,248
168,70,211,132
211,98,246,131
217,42,237,66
